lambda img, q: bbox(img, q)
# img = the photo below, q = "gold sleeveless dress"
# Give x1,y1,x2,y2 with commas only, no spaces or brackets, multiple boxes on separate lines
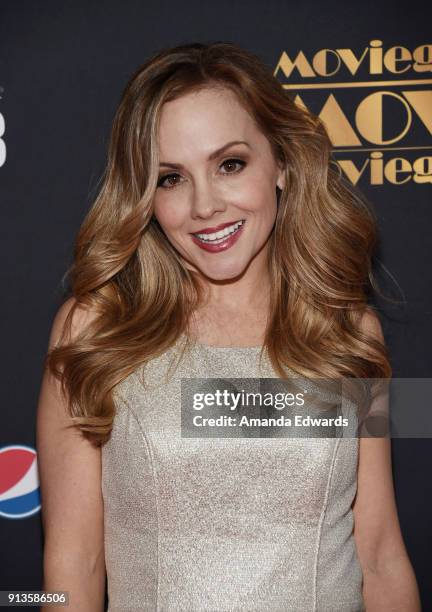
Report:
102,338,365,611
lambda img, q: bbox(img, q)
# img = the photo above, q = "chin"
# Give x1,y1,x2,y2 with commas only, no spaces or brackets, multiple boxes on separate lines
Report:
199,263,248,282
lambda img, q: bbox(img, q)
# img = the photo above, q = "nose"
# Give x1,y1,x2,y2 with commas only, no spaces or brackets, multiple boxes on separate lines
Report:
190,176,227,220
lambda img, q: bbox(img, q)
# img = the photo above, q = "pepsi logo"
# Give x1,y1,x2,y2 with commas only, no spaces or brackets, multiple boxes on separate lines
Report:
0,445,41,519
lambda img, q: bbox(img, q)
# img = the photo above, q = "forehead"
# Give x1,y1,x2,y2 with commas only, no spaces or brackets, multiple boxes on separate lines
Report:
157,87,261,155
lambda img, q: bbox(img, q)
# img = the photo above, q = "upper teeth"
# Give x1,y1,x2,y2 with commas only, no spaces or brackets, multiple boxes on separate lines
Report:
194,220,244,242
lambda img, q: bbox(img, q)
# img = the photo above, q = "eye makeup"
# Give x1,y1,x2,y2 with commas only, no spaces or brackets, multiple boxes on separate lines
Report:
157,157,247,190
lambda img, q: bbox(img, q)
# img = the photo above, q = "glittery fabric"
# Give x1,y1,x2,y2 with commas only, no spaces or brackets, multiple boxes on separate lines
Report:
102,339,365,612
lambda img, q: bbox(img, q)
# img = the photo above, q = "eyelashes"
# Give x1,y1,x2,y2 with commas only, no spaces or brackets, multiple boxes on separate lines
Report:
157,158,247,190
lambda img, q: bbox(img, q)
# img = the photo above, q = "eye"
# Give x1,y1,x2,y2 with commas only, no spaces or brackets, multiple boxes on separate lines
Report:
156,158,246,190
219,158,246,175
157,173,183,190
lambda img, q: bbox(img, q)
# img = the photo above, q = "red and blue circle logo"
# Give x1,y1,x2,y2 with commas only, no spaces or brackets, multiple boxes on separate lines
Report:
0,445,41,519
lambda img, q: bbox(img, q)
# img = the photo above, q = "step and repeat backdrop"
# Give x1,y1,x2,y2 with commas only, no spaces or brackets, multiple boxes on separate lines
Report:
1,0,431,609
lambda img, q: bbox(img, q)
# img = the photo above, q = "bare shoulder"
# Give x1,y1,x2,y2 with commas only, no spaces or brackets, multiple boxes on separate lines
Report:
39,295,101,430
48,296,99,349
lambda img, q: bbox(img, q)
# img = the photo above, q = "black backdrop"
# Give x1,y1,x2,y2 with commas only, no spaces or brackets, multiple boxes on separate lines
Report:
1,1,431,610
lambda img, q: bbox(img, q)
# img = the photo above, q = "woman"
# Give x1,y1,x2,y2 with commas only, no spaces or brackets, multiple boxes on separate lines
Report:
36,42,421,611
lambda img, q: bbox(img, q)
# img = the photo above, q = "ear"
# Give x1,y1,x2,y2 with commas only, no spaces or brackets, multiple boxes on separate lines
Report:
276,164,286,191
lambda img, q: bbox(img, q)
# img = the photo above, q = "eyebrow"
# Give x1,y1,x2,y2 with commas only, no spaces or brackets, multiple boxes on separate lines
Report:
159,140,251,170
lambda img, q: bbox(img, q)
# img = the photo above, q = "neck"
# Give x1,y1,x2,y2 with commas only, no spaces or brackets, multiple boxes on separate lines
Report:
194,248,271,313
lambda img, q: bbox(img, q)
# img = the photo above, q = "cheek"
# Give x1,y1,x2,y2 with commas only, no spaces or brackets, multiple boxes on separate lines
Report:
237,173,276,214
153,197,186,231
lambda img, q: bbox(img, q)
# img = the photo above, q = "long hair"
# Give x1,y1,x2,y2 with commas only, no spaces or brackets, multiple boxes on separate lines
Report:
45,41,392,446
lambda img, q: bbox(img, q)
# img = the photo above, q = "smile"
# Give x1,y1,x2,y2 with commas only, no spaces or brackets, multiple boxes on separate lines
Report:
193,220,245,244
191,219,246,253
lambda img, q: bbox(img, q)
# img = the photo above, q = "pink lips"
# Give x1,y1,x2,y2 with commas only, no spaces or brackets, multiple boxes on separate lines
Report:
191,221,245,253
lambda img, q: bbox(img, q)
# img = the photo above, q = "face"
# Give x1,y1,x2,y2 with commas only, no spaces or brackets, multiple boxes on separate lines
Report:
152,86,285,282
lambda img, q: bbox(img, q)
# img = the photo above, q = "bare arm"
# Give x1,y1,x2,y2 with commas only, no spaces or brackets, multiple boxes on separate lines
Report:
36,298,106,611
352,309,421,611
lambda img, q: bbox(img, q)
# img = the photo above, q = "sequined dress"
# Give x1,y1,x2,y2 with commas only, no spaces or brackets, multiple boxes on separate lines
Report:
102,337,365,611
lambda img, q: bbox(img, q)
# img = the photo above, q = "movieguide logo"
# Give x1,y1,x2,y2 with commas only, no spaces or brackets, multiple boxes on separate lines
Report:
273,40,432,187
180,377,432,439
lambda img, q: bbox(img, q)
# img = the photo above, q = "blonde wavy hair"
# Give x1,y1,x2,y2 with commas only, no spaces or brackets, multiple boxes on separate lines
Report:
46,41,392,446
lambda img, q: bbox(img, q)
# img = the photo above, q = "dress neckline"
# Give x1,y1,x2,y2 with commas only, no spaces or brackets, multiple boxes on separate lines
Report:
179,332,263,351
